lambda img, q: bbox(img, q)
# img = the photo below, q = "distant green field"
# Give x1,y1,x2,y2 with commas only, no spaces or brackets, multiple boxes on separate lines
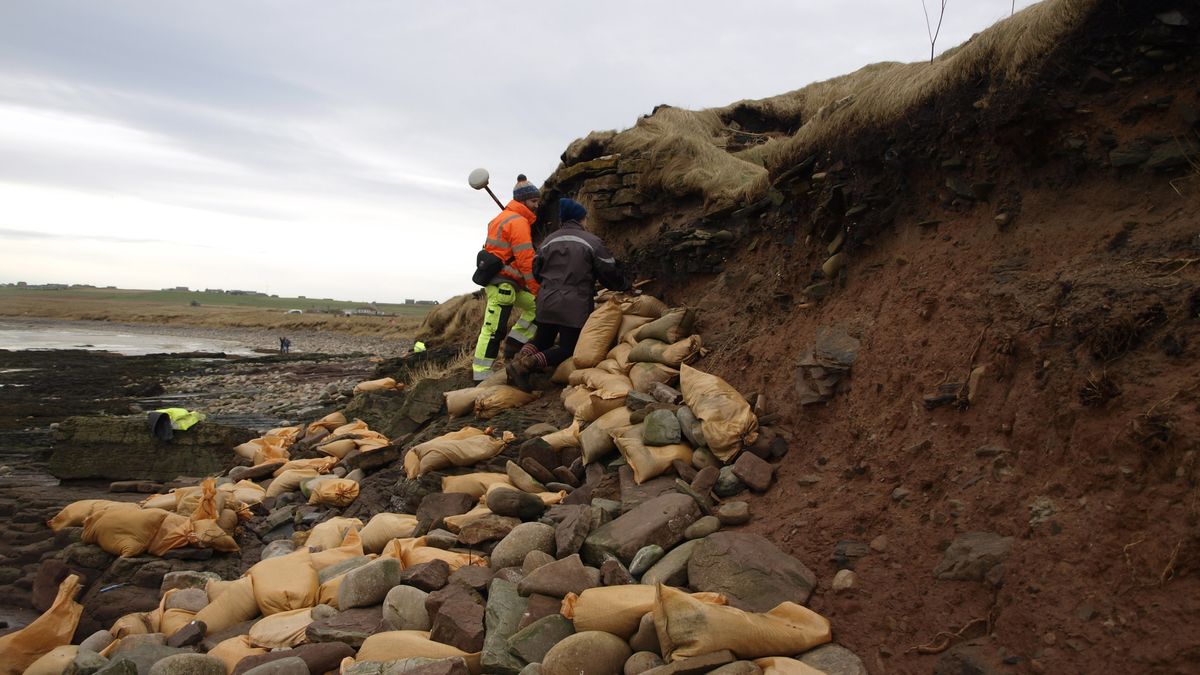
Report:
0,286,432,316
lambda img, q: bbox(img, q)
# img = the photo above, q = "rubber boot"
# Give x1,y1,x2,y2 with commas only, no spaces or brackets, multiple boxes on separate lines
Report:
506,354,535,393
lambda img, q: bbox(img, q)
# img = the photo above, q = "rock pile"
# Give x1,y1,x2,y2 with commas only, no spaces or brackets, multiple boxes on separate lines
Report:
5,294,869,674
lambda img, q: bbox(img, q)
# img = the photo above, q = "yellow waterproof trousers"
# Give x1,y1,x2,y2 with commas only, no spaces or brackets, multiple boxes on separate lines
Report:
472,282,536,381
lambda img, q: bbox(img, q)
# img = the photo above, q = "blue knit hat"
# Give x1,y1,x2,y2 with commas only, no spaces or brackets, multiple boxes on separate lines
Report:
513,174,540,202
559,198,587,222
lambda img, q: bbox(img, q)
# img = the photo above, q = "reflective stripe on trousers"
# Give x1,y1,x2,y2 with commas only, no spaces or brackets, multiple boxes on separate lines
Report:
472,282,537,380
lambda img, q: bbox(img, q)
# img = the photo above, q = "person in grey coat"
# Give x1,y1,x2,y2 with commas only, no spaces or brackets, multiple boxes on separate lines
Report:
507,198,629,391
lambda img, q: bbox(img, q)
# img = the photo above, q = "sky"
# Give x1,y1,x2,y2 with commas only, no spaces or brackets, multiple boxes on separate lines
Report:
0,1,1040,304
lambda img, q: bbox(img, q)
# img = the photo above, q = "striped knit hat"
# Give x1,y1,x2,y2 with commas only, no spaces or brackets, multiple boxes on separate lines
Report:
513,174,540,202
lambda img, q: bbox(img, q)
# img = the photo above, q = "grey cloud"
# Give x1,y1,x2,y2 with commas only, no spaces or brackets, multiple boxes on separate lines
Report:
0,227,220,248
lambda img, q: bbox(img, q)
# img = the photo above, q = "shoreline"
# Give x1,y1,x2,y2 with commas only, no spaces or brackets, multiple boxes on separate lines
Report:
0,316,416,358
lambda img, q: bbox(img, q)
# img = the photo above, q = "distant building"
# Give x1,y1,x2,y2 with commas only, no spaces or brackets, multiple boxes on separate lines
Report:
405,299,415,304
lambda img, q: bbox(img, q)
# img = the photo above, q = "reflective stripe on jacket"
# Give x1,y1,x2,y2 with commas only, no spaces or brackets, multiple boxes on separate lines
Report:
484,200,539,295
532,220,627,328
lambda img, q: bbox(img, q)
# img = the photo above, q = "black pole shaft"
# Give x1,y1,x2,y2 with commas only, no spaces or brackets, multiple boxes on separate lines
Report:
483,186,504,210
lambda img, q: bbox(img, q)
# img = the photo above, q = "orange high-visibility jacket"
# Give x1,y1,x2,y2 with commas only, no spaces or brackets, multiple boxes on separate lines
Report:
483,200,539,295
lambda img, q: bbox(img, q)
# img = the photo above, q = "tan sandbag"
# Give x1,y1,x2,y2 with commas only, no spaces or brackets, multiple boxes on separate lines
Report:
189,478,221,522
613,428,693,485
594,358,624,375
444,387,486,419
195,577,259,635
224,479,267,506
173,483,226,518
306,517,366,550
653,585,831,661
617,314,655,341
266,426,303,444
573,298,623,368
608,342,635,369
474,385,538,419
310,527,364,571
265,469,320,498
331,419,370,437
629,362,680,393
160,607,197,636
316,438,357,459
308,478,360,507
561,585,725,640
193,519,240,553
356,631,481,673
635,307,697,344
551,357,577,384
146,512,196,556
82,507,171,558
679,364,759,462
384,537,487,571
359,513,419,553
109,611,156,639
622,294,668,318
441,505,493,534
441,472,512,499
409,428,509,479
139,493,178,511
0,575,82,675
354,431,391,452
22,645,79,675
541,420,582,450
565,388,625,423
754,657,827,675
208,635,268,673
248,607,314,649
48,500,136,531
317,573,344,609
307,410,347,435
273,457,338,477
483,483,567,506
584,371,633,398
248,549,319,616
354,377,402,394
580,406,633,463
628,336,702,368
232,436,291,465
567,367,598,387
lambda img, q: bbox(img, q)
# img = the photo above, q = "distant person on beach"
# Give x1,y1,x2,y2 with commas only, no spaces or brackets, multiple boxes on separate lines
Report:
279,336,291,354
506,198,629,391
471,175,541,381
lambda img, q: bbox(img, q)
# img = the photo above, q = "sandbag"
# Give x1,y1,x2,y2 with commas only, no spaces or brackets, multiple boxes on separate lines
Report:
441,472,512,499
189,478,222,522
232,436,291,465
221,479,267,506
622,294,668,318
567,368,598,387
273,456,338,477
356,631,481,673
564,387,626,423
584,371,633,398
265,469,320,498
474,385,538,419
407,428,508,479
679,364,759,462
317,573,345,609
310,527,364,571
628,336,702,368
541,420,582,450
0,574,83,675
331,419,371,437
22,645,79,675
48,500,136,531
653,585,831,661
247,549,319,616
82,507,171,558
308,478,360,507
607,342,635,370
484,483,568,506
307,410,347,435
441,506,493,534
359,513,419,553
173,483,226,519
617,314,654,341
146,512,196,556
248,607,314,649
306,517,364,551
193,519,240,553
754,657,828,674
573,298,624,368
139,493,178,511
612,427,693,485
580,407,633,463
629,362,680,393
561,585,725,640
384,537,487,571
354,377,401,394
316,438,357,459
444,387,486,419
551,357,577,385
110,611,156,639
477,368,509,388
594,358,624,375
635,307,697,344
208,635,268,673
160,607,197,636
195,577,259,635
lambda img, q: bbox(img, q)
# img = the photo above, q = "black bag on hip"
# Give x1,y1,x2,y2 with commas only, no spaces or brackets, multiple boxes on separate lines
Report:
472,249,507,287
